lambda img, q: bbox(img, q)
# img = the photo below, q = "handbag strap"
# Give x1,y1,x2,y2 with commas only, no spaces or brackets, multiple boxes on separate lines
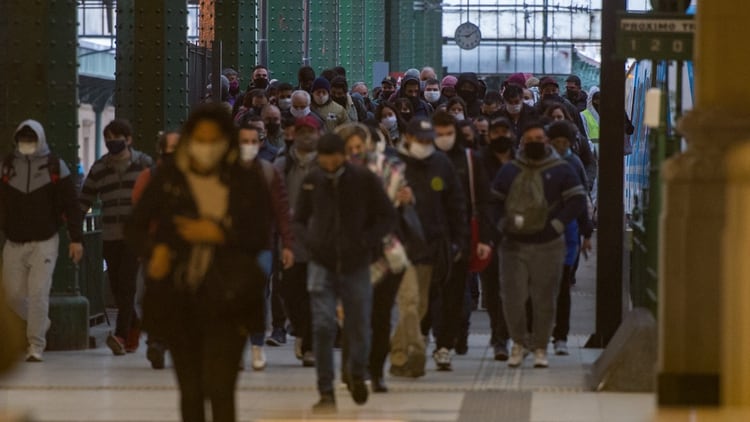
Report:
465,148,477,216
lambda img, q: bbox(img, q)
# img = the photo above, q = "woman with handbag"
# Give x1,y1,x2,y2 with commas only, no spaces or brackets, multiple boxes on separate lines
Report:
334,123,409,393
126,104,272,422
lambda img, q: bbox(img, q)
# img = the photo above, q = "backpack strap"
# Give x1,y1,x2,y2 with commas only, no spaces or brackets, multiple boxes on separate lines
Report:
465,149,477,216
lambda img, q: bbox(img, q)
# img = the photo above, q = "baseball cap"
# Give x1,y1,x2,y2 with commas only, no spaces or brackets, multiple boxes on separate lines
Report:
539,77,559,88
406,117,436,141
295,115,321,131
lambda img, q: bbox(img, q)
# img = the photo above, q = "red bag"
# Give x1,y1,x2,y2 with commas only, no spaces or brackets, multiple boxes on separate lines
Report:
466,149,492,273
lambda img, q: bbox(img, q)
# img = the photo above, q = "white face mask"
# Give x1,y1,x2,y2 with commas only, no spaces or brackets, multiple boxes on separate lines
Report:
409,142,435,160
424,91,441,103
290,107,310,118
524,99,535,107
314,94,329,106
434,134,456,151
454,113,465,121
18,142,37,156
188,141,229,171
240,143,260,162
278,98,292,110
382,116,398,130
507,103,523,114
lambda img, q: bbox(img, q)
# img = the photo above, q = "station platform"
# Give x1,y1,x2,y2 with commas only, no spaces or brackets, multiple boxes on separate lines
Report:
0,253,659,421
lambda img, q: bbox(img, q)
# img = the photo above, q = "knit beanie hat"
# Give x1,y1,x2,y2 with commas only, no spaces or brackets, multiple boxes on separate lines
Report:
311,77,331,93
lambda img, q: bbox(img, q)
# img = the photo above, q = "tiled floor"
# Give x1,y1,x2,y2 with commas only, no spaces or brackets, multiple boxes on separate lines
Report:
0,247,669,421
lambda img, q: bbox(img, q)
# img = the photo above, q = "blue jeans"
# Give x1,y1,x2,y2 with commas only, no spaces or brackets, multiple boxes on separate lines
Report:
250,250,273,347
308,261,373,394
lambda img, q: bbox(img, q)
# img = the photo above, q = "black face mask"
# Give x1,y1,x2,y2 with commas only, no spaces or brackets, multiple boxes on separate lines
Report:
408,96,421,108
106,139,127,155
401,112,413,122
333,96,347,108
381,89,394,99
543,93,563,103
253,78,269,89
266,122,281,135
490,136,514,154
459,90,477,103
524,142,547,160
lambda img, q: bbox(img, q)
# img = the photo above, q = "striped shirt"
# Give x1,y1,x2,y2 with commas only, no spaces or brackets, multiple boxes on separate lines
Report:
79,149,153,241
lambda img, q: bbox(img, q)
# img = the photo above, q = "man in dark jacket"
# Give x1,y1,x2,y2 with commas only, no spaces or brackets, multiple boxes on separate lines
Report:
398,75,433,119
563,75,588,113
393,118,468,376
492,121,586,369
294,133,396,413
456,73,483,118
1,120,84,362
500,84,539,146
431,111,492,368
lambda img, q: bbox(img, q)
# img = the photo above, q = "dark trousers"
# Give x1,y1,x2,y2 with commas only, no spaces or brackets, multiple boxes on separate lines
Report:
103,240,139,339
168,321,246,422
434,258,469,350
481,252,510,347
270,276,287,330
369,270,403,378
280,262,313,353
553,265,573,342
458,273,477,346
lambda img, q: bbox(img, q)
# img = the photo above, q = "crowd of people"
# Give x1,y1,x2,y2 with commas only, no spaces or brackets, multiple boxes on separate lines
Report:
1,63,605,421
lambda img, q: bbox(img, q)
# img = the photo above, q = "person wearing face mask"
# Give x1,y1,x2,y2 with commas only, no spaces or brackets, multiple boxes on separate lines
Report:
536,77,588,139
373,76,397,108
289,90,326,129
239,115,279,163
261,104,284,149
491,121,586,369
396,75,433,119
80,119,154,356
131,129,180,370
293,133,397,413
546,121,594,356
563,75,588,113
423,78,443,108
276,82,295,113
455,73,483,119
392,118,467,378
1,120,84,363
480,92,504,120
330,76,360,122
476,117,516,361
445,97,468,122
126,104,271,422
231,65,271,117
237,123,295,371
310,77,351,132
523,88,538,108
500,84,540,143
428,111,492,370
440,75,458,100
376,102,403,145
273,115,323,368
223,68,242,107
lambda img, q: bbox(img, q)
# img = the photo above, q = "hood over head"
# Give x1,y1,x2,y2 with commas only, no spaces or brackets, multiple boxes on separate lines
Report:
14,119,50,157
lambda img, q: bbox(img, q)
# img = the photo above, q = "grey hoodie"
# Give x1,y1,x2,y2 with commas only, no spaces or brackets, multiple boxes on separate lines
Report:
0,120,83,243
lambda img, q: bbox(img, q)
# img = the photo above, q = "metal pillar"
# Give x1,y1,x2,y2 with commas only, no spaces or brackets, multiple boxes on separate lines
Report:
339,0,366,83
0,0,88,350
309,0,340,71
115,0,136,123
586,0,626,349
214,0,258,80
363,0,385,84
130,0,189,154
268,0,305,83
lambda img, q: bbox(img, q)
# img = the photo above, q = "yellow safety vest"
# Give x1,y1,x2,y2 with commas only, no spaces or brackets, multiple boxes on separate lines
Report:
582,109,600,142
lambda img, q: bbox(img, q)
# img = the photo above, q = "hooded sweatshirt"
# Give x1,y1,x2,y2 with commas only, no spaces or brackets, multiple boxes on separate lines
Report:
456,73,483,118
397,75,434,118
1,120,83,243
580,86,600,143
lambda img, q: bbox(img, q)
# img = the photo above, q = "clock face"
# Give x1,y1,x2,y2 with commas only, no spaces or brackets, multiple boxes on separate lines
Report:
455,22,481,50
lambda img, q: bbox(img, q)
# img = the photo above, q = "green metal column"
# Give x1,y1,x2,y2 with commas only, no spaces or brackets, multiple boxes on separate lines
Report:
214,0,258,80
131,0,189,155
115,0,136,123
0,0,88,350
363,0,385,84
268,0,304,83
425,9,443,73
339,0,366,83
386,0,416,73
309,0,339,71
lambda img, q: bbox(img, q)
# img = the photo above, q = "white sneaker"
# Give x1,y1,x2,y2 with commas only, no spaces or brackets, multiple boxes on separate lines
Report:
251,346,266,371
508,343,527,368
534,349,549,368
432,347,452,371
553,340,569,356
25,351,43,362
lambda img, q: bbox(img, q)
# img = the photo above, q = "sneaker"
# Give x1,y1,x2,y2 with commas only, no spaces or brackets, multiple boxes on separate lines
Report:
294,337,303,360
432,347,452,371
302,350,315,367
265,328,286,346
508,343,527,368
312,393,336,414
534,349,549,368
25,352,43,362
106,334,126,356
146,343,166,369
349,379,369,405
251,345,266,371
493,343,509,361
554,340,569,356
